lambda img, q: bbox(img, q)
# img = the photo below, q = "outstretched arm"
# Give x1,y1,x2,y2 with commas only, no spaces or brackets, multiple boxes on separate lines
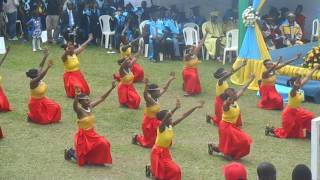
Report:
38,47,49,72
170,98,181,115
74,33,93,55
91,81,117,108
160,72,176,97
30,60,53,88
143,78,155,106
218,60,247,85
262,57,282,79
236,73,255,99
192,33,208,55
275,54,301,70
0,47,10,67
300,64,320,87
73,87,81,113
172,101,204,127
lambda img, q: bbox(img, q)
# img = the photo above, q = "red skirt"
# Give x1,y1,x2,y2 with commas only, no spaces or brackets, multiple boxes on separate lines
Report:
258,84,283,110
136,115,161,148
28,97,61,124
63,71,90,98
151,145,181,180
131,63,144,82
74,128,112,166
218,121,252,160
182,68,201,95
0,86,11,112
117,82,141,109
274,107,314,138
0,127,3,139
212,96,223,126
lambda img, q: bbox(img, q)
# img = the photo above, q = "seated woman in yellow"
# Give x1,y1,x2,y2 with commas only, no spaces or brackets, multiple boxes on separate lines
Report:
64,81,116,166
280,13,303,47
146,100,204,180
61,34,93,98
26,48,61,124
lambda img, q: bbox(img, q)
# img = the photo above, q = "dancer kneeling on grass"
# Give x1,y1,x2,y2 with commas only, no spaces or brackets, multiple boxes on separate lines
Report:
259,54,301,110
206,60,247,126
208,74,255,160
114,36,144,82
265,65,319,139
132,72,176,148
26,49,61,124
65,81,116,166
182,34,207,96
117,57,141,109
146,100,205,180
61,34,93,98
0,47,12,112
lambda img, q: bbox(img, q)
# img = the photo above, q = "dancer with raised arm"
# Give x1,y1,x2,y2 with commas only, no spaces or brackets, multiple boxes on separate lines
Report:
64,81,116,166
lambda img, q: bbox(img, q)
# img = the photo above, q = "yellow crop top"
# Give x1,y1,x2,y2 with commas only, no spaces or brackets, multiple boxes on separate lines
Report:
31,81,48,99
64,54,80,72
222,102,240,124
155,126,173,148
77,115,96,130
288,90,304,108
120,72,134,85
262,75,276,86
185,57,200,68
216,81,229,97
144,104,161,118
120,46,132,59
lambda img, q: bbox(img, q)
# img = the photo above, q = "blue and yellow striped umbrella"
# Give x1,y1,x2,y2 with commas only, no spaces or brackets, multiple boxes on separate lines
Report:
231,0,270,90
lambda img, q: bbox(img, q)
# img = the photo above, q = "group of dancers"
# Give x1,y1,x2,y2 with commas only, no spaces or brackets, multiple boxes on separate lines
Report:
0,31,319,179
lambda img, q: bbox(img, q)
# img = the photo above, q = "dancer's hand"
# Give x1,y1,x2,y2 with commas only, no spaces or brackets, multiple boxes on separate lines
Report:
111,80,117,89
88,33,94,41
249,73,256,80
175,98,181,109
48,60,54,67
197,100,205,108
169,72,176,80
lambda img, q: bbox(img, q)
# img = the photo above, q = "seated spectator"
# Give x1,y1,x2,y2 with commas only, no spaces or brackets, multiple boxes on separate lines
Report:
292,164,311,180
223,162,247,180
279,12,303,47
295,5,305,39
61,2,78,33
261,15,283,50
100,0,116,16
164,11,181,60
257,162,276,180
202,11,225,61
79,0,100,44
188,6,205,26
268,6,279,24
278,7,289,25
223,16,238,34
114,5,127,49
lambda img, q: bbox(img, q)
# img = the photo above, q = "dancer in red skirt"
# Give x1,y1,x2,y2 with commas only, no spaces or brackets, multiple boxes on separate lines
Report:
0,47,11,112
117,58,141,109
182,34,207,96
114,36,144,82
146,100,204,180
259,54,300,110
61,34,93,98
26,49,61,124
208,74,255,160
132,72,176,148
64,81,116,166
265,65,319,139
206,61,247,126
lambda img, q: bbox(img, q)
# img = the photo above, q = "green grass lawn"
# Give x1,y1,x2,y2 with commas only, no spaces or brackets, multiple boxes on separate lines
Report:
0,42,317,179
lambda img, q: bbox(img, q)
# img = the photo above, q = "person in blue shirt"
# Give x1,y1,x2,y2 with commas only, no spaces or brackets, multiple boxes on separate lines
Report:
188,6,206,26
100,0,115,16
164,11,181,60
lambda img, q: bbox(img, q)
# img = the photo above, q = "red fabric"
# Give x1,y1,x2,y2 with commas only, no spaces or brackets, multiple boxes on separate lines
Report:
223,162,247,180
0,127,3,139
74,128,112,166
258,84,283,110
212,96,223,126
274,107,314,138
136,115,161,148
182,68,201,95
63,71,90,98
117,82,141,109
151,145,181,180
28,97,61,124
0,87,11,112
131,63,144,82
218,121,252,160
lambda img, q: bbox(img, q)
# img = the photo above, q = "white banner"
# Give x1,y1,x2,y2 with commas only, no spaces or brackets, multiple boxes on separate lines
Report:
0,37,6,54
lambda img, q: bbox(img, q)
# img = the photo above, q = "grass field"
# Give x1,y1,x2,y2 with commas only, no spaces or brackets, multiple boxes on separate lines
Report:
0,42,317,180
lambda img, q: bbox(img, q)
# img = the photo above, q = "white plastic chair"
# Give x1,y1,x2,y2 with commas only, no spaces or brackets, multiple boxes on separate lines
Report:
223,29,239,65
183,26,205,60
184,23,205,60
0,37,6,54
99,15,115,49
139,20,149,57
310,18,319,43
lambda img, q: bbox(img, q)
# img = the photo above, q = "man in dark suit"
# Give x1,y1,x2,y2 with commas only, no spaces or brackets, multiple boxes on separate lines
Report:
61,1,79,42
